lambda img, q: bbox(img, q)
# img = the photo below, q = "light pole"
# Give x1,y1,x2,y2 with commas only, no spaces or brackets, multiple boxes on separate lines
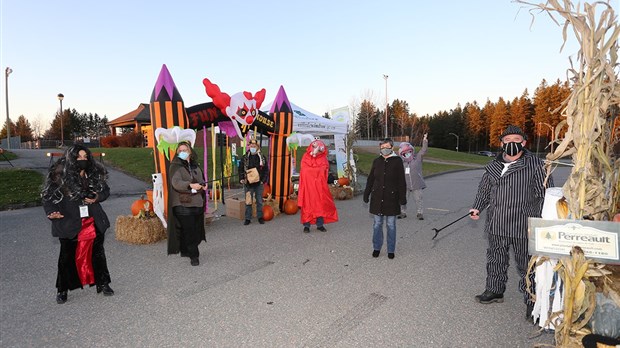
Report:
5,67,12,149
449,132,459,152
383,74,388,139
538,122,554,153
57,93,64,147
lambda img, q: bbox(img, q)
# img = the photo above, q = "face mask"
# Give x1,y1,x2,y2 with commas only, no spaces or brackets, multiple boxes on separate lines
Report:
178,151,189,160
380,148,393,156
502,142,524,156
249,148,257,154
77,160,89,170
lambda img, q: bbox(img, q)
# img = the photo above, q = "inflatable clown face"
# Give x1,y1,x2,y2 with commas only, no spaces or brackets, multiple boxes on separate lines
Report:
399,142,415,162
308,139,326,158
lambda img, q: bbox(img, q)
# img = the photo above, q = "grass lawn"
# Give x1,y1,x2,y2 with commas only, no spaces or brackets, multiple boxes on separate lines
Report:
0,168,44,210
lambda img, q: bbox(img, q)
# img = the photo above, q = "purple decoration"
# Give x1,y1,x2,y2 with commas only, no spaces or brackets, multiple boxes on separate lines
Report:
154,64,177,101
270,85,291,114
218,121,237,138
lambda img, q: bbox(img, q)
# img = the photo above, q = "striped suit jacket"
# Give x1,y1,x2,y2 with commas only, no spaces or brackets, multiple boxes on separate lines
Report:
472,150,553,238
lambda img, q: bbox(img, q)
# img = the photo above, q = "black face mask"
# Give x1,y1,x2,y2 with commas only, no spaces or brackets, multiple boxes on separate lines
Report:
502,142,524,156
77,160,90,170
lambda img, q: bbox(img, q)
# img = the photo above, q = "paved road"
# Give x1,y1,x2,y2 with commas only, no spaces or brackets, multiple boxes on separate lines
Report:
0,149,571,347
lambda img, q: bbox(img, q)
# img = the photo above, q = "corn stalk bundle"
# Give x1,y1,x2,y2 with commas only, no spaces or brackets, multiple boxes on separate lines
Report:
518,0,620,220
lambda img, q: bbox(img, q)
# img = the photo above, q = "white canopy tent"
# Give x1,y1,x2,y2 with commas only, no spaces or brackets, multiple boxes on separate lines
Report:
261,101,347,136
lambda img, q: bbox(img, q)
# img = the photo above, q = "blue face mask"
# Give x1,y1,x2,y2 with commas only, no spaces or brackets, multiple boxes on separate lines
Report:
178,151,189,160
250,148,257,154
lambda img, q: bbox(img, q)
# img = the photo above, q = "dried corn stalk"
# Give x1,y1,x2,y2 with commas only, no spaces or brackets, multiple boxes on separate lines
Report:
517,0,620,220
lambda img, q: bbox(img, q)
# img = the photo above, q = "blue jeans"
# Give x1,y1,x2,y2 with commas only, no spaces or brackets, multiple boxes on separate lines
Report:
244,184,264,220
372,215,396,253
303,217,324,228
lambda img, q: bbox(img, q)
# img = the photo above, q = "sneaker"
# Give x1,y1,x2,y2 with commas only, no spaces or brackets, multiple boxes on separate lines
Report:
417,213,424,220
388,253,395,259
190,257,199,266
372,250,380,258
258,218,265,225
244,220,251,225
397,214,405,219
475,290,504,304
303,227,310,233
317,226,327,232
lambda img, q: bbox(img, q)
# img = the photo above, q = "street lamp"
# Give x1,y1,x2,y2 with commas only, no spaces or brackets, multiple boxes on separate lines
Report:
449,132,459,152
538,122,554,153
57,93,64,147
5,67,12,149
383,74,388,139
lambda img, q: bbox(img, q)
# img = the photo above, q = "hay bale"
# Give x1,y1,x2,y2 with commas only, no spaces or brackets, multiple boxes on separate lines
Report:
329,185,353,200
115,215,166,245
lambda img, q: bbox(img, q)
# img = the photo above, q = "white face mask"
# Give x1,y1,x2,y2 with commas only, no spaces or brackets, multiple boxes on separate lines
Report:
380,148,393,156
178,151,189,160
249,147,258,154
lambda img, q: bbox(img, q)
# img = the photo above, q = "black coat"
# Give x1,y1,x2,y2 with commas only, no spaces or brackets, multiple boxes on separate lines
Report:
472,150,553,238
238,151,268,186
43,182,111,239
363,154,407,216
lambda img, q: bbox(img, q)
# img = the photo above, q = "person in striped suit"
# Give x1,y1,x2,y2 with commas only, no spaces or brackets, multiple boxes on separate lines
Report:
469,125,553,321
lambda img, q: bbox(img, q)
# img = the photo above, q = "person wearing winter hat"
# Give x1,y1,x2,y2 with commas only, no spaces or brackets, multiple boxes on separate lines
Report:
238,139,269,225
468,124,553,323
397,133,428,220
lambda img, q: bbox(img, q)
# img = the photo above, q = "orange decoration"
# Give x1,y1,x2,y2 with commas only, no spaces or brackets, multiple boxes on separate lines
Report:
338,177,350,186
209,189,222,200
262,205,274,221
131,195,153,216
283,199,299,215
263,183,271,198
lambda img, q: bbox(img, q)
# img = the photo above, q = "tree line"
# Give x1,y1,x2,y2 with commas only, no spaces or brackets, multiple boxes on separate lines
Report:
1,110,110,144
352,78,571,153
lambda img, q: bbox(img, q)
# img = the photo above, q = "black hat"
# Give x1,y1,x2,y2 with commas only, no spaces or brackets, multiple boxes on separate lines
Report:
499,125,527,141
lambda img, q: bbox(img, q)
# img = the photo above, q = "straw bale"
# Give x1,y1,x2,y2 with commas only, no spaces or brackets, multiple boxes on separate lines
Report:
115,215,166,244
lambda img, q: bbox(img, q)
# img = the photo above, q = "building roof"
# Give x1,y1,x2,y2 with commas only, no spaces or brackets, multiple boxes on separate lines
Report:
107,103,151,127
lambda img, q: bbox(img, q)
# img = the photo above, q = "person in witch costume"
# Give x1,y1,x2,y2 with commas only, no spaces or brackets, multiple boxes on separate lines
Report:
42,145,113,304
298,139,339,233
166,141,207,266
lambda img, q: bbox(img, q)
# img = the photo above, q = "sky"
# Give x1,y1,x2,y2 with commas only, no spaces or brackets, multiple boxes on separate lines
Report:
1,0,594,131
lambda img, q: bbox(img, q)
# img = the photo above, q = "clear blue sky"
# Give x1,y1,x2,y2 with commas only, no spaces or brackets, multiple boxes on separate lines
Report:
1,0,588,131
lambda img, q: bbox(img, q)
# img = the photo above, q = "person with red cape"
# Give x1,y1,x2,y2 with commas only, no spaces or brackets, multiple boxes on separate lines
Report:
42,145,114,304
298,139,338,233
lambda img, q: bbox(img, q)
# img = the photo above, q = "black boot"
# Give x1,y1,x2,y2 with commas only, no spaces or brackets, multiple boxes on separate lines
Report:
56,290,67,304
96,283,114,296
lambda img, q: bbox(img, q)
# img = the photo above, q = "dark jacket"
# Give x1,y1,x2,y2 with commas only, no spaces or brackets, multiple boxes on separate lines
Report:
238,151,268,186
43,177,111,239
472,150,553,238
363,154,407,216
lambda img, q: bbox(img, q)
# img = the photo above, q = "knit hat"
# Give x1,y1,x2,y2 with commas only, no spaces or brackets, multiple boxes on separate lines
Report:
499,125,527,141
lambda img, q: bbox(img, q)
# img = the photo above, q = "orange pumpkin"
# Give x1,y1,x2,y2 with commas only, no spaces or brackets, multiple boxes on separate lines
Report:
338,177,350,186
131,195,153,216
283,199,299,215
262,205,274,221
209,189,222,200
263,183,271,198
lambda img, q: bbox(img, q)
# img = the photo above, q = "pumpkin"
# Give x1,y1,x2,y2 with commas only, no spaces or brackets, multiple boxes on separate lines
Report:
262,205,274,221
338,177,350,186
263,183,271,198
209,189,222,200
131,195,153,216
283,199,299,215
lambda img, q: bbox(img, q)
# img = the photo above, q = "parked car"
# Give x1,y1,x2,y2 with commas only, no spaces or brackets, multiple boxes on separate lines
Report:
477,151,495,157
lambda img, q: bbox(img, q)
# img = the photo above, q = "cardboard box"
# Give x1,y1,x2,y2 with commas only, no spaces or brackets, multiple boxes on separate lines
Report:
225,197,256,220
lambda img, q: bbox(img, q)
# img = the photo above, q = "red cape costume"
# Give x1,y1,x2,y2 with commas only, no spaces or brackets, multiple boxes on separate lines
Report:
297,140,338,225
